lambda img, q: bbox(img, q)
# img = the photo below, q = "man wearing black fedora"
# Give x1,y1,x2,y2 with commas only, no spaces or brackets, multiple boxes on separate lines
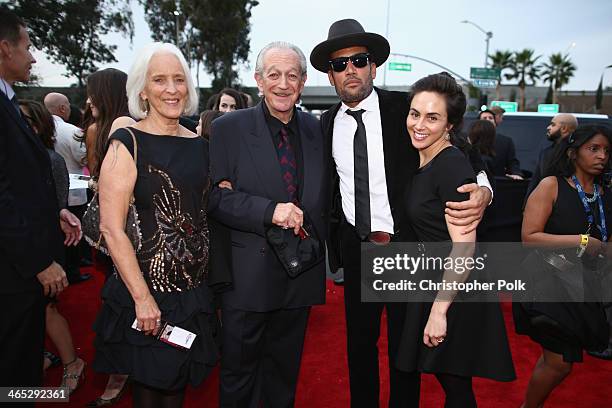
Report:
311,19,493,407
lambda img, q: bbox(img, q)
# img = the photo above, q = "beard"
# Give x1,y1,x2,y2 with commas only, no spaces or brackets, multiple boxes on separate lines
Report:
335,73,374,105
547,129,562,142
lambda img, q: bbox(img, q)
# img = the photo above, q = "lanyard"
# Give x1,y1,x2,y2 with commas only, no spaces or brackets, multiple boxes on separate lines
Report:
572,175,608,242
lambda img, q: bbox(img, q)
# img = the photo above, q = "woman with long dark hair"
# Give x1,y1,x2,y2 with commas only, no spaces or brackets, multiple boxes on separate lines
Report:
81,68,130,178
395,73,515,407
516,125,612,407
80,68,132,407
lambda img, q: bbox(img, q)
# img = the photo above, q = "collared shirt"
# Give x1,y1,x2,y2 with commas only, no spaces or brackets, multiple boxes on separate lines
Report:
262,100,303,195
0,77,16,101
332,89,394,234
52,115,87,206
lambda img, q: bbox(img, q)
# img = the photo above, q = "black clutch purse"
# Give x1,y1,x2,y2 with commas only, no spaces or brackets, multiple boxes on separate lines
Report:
266,213,324,278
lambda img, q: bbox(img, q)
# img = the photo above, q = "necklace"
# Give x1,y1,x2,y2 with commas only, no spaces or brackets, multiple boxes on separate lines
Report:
585,192,597,203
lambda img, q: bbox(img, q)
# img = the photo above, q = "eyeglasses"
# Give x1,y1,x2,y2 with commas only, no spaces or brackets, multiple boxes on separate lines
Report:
328,53,370,72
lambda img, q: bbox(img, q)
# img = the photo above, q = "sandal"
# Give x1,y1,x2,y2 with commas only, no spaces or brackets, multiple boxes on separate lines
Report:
60,357,86,395
43,350,61,370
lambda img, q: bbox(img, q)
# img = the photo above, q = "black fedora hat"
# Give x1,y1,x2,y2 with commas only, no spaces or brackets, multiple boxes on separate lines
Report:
310,19,390,73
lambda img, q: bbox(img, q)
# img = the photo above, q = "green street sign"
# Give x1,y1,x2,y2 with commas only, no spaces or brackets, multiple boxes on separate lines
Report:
473,79,498,89
470,67,500,80
537,104,559,113
491,100,518,112
388,62,412,72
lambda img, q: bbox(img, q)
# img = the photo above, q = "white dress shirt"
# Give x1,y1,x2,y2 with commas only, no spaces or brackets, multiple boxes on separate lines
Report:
52,115,87,206
332,89,395,234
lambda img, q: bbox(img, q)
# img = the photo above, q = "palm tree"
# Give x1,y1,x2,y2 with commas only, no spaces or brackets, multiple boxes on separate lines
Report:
541,53,576,104
506,49,542,111
488,50,513,100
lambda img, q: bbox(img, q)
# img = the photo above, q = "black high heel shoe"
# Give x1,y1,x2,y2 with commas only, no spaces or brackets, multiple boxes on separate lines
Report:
86,378,129,407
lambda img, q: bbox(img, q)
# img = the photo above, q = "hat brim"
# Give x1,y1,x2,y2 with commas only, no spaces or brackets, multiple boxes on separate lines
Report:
310,32,390,73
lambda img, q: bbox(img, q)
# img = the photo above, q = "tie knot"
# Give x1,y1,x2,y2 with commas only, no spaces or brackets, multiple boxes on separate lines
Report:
280,126,289,138
346,109,365,122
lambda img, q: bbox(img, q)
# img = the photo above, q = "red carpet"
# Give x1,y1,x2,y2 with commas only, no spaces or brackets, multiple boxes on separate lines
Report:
42,266,611,407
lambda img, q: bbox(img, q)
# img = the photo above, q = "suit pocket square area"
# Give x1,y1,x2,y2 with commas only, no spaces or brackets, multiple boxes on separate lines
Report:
266,223,324,278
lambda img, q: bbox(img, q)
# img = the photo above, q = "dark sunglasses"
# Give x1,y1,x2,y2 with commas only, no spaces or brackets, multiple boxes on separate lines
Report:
328,53,371,72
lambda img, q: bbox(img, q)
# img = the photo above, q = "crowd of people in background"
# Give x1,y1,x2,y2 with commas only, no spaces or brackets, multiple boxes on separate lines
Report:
1,7,611,408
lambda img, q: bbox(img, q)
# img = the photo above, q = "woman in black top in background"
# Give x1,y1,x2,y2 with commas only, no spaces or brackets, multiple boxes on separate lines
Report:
396,73,515,407
516,125,611,407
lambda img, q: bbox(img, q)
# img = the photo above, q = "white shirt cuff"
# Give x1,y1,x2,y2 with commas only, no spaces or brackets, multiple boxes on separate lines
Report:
476,171,493,205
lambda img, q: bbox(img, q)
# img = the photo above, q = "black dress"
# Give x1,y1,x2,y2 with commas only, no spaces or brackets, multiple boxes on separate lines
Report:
514,176,610,362
396,146,516,381
93,128,218,390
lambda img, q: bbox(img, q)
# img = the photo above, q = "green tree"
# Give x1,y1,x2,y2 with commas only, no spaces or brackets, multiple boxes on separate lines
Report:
505,49,541,111
488,50,513,100
595,65,612,111
140,0,258,91
541,53,576,104
11,0,133,89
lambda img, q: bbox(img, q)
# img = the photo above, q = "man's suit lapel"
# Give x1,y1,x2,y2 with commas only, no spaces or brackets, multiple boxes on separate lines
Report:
243,102,287,201
376,88,401,204
297,112,321,206
0,92,48,159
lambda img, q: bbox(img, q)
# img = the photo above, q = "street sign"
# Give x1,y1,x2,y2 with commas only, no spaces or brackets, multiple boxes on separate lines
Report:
491,101,518,112
473,79,498,88
470,67,500,80
537,104,559,114
388,62,412,72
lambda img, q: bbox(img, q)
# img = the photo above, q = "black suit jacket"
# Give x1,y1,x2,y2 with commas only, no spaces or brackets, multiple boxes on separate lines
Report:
209,102,327,312
0,91,63,294
492,133,522,176
321,87,419,272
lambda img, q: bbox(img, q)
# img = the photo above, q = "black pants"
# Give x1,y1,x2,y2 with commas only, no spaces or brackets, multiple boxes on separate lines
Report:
341,221,420,408
0,291,46,407
219,306,310,408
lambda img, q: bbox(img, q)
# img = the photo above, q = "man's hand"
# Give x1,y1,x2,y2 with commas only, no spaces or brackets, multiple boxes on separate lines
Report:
36,261,68,297
272,203,303,235
59,208,82,246
218,180,233,190
445,183,491,234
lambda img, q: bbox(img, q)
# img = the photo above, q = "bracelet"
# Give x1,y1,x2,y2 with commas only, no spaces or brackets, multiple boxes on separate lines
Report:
577,234,589,257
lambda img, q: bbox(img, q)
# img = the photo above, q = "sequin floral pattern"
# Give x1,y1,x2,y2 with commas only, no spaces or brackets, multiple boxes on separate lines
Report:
138,164,210,292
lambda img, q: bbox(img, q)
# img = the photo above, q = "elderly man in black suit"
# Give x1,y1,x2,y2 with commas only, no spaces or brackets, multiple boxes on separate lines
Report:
209,41,327,407
311,19,493,407
0,9,78,394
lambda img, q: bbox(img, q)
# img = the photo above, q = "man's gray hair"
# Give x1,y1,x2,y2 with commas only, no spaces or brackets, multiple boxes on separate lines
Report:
126,42,199,120
255,41,307,78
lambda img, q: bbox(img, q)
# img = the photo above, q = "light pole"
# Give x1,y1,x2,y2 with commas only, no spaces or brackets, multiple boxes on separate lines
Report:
461,20,493,68
173,10,180,46
383,0,391,87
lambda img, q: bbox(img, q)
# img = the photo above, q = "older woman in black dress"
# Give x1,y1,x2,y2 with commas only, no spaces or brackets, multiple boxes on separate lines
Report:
93,43,218,407
396,73,515,407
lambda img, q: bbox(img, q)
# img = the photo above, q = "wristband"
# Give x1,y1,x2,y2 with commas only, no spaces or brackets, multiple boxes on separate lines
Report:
577,234,589,257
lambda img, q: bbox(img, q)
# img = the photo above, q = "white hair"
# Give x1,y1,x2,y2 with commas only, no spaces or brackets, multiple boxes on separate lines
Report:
255,41,307,78
126,42,198,120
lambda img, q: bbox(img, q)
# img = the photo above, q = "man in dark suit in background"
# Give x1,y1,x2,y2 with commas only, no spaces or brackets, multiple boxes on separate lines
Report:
0,8,74,394
209,41,327,407
311,19,493,407
479,109,524,179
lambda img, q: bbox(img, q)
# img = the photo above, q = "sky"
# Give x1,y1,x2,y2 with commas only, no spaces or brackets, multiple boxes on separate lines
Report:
28,0,612,91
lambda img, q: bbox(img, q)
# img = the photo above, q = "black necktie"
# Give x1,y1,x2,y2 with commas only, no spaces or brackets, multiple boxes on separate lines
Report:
10,95,21,117
346,109,370,239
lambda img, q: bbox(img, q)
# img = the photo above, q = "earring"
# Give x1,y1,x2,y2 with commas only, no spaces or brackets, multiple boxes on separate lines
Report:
444,132,450,141
142,99,149,115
